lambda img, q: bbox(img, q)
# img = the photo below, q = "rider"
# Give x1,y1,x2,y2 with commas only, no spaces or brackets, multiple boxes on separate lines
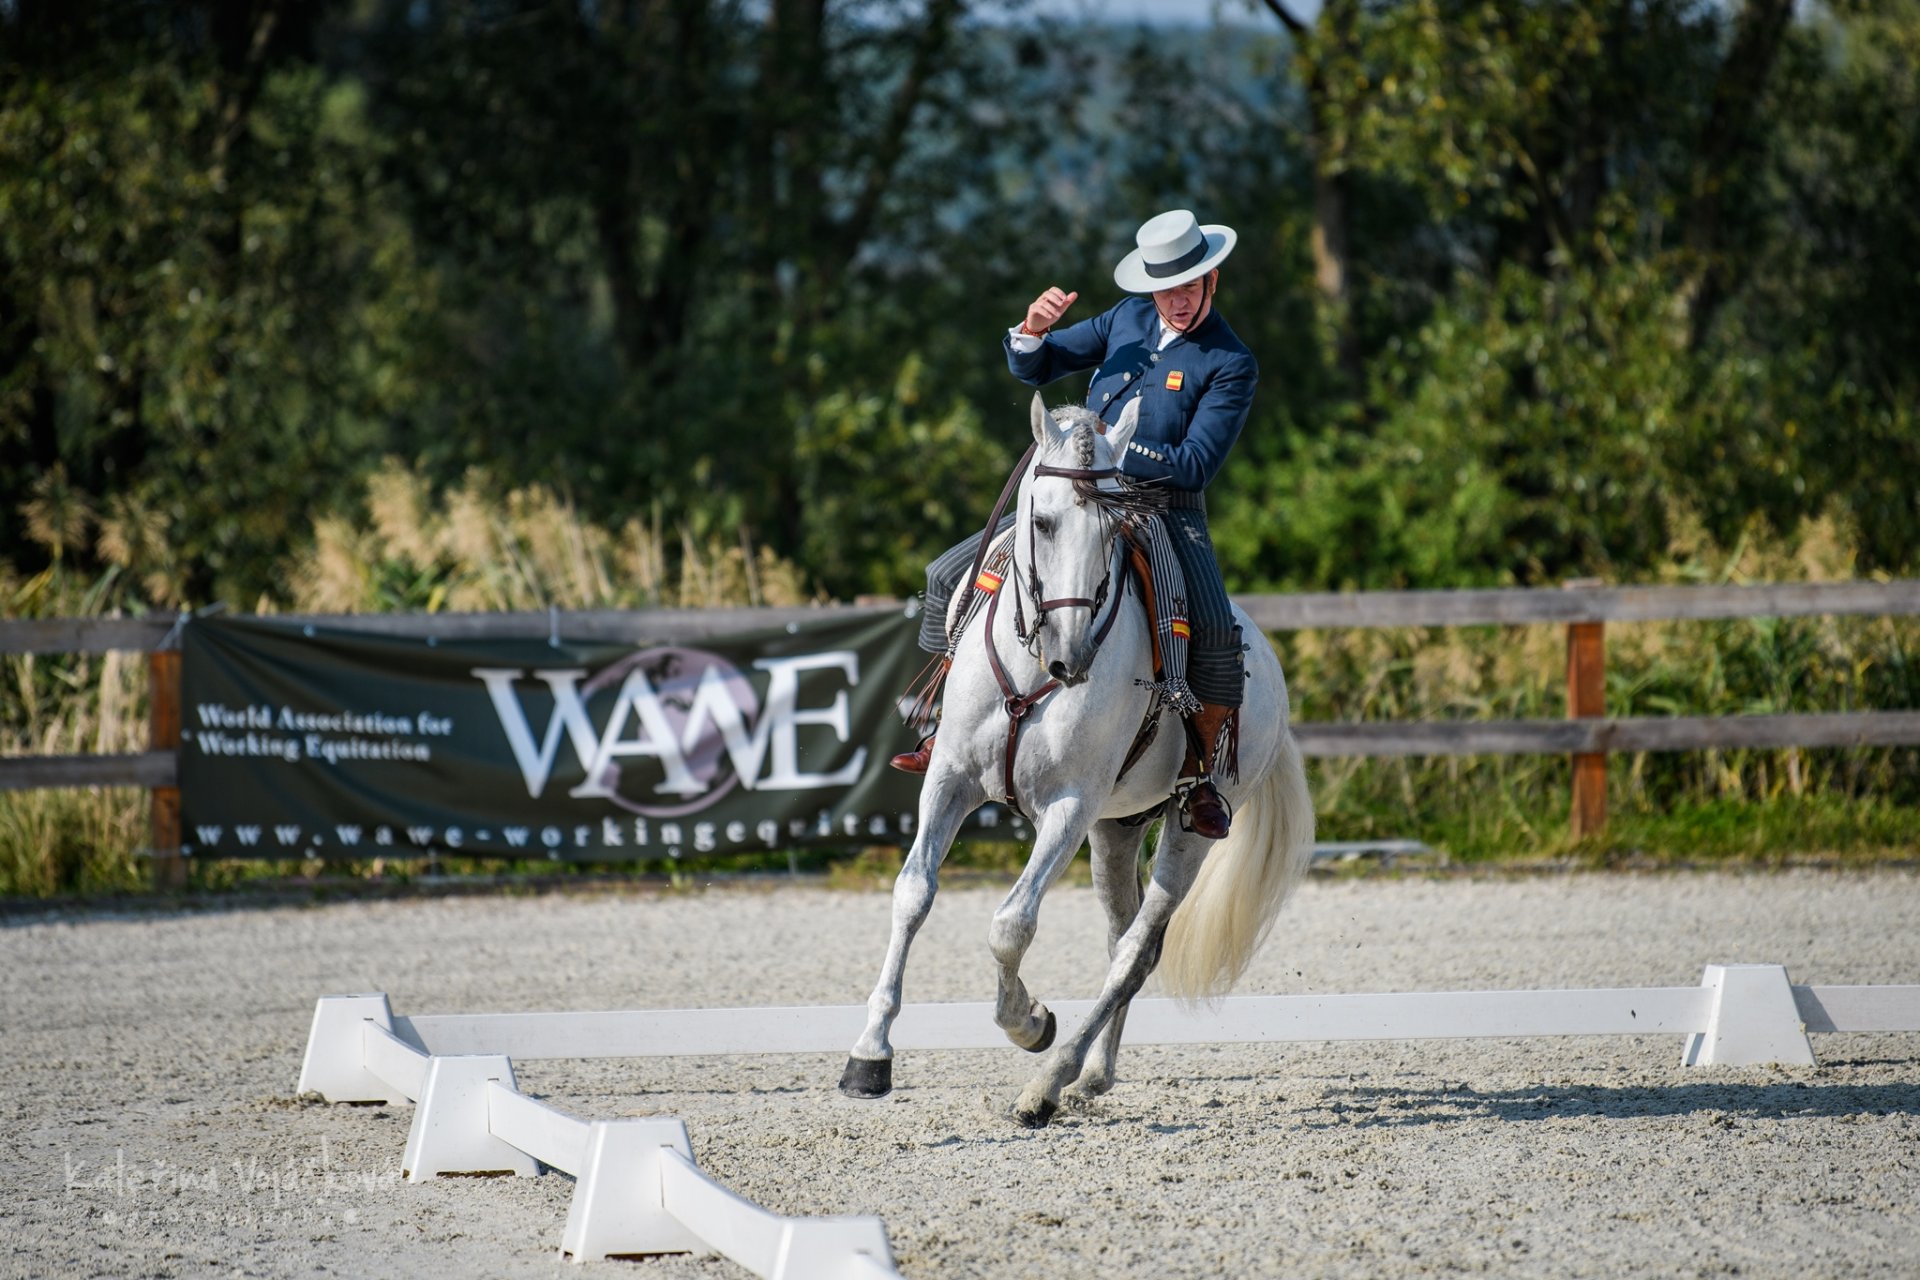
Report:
892,209,1256,840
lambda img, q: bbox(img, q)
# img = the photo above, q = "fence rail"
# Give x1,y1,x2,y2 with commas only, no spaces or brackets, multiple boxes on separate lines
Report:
5,579,1918,872
8,580,1920,656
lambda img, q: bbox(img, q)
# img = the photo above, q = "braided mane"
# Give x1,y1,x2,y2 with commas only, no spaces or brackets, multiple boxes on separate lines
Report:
1041,405,1170,520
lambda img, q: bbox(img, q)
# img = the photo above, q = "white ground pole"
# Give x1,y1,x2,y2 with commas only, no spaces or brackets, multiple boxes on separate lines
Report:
299,965,1920,1269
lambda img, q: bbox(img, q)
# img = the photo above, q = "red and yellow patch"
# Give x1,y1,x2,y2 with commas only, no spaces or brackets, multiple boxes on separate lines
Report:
1170,617,1192,640
975,569,1004,594
1165,370,1185,392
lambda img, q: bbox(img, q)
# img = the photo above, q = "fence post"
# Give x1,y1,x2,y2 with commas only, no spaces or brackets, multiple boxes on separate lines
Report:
1564,581,1607,838
149,646,186,889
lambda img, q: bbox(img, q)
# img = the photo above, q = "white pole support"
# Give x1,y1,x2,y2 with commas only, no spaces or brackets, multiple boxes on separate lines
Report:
560,1118,708,1263
1682,964,1817,1067
401,1054,541,1181
769,1217,898,1280
297,993,403,1103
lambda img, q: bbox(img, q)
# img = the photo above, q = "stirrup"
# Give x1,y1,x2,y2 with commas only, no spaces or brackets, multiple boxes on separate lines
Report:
1174,774,1232,838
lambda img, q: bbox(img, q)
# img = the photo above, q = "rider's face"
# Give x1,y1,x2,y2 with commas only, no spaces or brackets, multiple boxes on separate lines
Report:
1151,270,1215,333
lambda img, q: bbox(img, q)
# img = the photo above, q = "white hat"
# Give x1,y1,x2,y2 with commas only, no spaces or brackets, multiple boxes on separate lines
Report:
1112,209,1237,293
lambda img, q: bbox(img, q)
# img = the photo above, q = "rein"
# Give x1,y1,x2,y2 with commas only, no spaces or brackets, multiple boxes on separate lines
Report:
943,443,1038,654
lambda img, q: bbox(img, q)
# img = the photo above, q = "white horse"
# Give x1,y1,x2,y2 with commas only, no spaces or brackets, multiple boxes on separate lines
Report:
840,393,1316,1127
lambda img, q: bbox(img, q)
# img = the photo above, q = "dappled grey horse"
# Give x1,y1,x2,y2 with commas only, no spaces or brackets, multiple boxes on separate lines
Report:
840,394,1315,1127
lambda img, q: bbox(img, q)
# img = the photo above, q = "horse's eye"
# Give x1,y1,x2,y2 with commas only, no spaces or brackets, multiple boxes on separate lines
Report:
1032,515,1054,537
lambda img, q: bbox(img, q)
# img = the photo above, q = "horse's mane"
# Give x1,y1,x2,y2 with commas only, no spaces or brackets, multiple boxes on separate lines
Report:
1041,404,1169,520
1045,405,1103,470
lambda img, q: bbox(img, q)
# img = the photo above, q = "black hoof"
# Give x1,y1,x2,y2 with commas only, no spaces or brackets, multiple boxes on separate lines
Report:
1026,1009,1057,1054
838,1056,892,1099
1014,1099,1058,1129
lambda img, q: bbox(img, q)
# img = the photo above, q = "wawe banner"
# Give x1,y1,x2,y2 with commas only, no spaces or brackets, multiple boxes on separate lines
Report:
180,612,1027,860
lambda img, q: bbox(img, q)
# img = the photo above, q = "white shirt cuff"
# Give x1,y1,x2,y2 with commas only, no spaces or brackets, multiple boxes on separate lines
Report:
1007,326,1044,353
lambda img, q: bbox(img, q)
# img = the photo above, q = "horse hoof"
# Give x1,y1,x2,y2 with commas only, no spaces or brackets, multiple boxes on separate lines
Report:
1013,1099,1058,1129
1069,1072,1115,1099
838,1056,892,1099
1026,1009,1057,1055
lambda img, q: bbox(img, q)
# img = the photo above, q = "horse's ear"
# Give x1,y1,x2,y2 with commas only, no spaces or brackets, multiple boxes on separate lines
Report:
1030,392,1063,448
1106,396,1142,461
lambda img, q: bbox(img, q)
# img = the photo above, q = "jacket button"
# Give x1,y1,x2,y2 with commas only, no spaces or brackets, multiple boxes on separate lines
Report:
1150,352,1160,362
1101,392,1111,403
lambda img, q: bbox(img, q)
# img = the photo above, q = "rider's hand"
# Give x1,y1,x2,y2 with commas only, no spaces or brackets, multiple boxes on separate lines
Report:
1022,287,1079,336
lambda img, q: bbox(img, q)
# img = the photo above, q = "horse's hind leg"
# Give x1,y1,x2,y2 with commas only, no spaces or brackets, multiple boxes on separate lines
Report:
1070,817,1151,1098
1013,825,1211,1128
841,772,982,1099
990,795,1096,1053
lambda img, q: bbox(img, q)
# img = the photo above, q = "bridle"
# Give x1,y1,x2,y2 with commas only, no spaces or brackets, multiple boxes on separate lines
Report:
1011,462,1131,654
984,450,1165,813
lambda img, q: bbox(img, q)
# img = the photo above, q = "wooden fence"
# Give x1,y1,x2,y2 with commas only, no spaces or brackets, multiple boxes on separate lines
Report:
5,581,1919,880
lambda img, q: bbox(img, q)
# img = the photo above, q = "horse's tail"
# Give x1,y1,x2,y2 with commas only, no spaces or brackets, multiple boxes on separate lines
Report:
1158,722,1315,1001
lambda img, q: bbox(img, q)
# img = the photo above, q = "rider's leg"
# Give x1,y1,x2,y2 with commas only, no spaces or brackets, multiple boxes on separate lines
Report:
894,515,1016,774
1163,502,1242,838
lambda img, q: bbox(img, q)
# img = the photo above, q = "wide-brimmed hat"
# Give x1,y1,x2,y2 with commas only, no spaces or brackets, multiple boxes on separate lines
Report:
1112,209,1237,293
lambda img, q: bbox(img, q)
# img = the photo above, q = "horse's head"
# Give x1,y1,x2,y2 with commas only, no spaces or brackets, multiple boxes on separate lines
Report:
1015,393,1147,686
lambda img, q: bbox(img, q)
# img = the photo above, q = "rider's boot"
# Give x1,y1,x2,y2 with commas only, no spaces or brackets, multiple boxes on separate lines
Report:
890,657,950,774
1176,702,1238,839
890,729,938,775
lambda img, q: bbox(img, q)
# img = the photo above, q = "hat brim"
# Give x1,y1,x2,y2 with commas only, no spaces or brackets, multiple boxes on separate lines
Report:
1113,226,1236,293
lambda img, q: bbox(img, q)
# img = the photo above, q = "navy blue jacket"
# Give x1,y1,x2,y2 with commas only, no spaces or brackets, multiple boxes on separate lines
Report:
1003,296,1258,493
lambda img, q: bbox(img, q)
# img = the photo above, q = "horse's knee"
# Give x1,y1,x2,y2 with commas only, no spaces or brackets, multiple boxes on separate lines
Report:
987,903,1037,969
891,863,938,923
1136,930,1163,975
1112,920,1167,993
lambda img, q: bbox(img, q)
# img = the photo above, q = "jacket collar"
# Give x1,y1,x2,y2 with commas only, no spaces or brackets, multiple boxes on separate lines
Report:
1155,303,1221,348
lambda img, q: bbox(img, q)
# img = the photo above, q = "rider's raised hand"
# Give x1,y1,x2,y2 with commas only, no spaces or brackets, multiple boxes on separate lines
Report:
1022,287,1079,336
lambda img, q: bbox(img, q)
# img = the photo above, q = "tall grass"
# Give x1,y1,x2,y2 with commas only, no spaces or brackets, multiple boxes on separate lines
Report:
284,462,811,614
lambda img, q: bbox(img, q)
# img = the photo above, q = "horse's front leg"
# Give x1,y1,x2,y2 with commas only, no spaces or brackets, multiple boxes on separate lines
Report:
1013,826,1211,1128
1070,817,1151,1099
840,769,983,1099
990,794,1096,1054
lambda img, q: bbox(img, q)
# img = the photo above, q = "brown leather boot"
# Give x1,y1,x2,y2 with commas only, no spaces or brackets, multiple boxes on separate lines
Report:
890,732,937,774
1177,702,1238,839
891,656,950,775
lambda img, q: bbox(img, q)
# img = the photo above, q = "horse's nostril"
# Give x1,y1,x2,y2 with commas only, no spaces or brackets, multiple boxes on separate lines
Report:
1048,661,1070,680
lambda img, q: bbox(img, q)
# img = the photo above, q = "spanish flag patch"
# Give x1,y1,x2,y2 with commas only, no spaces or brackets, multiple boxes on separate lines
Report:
975,569,1004,593
1170,617,1192,640
1165,370,1185,391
